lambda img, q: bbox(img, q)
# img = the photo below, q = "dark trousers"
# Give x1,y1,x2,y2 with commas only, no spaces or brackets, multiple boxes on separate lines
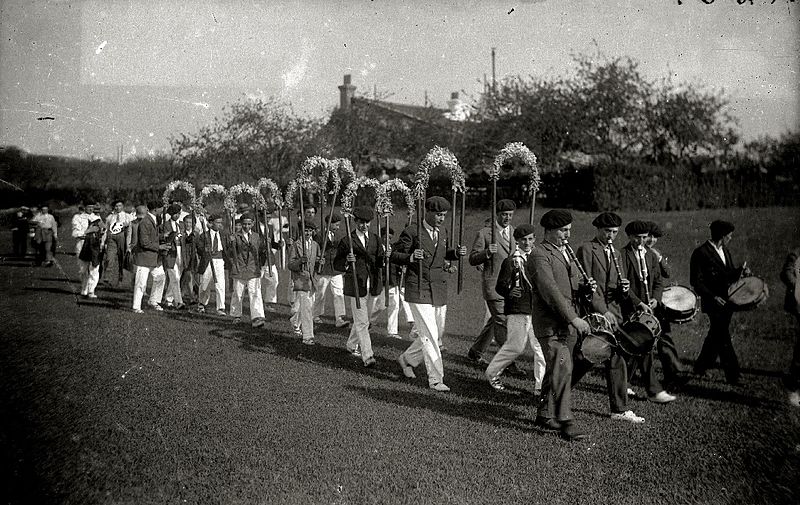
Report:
788,315,800,390
470,298,507,355
695,310,740,383
572,351,629,413
102,233,126,287
538,332,577,422
656,319,686,382
626,350,664,397
12,231,27,257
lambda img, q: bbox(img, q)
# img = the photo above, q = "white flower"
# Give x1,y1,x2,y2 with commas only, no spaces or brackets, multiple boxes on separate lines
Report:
492,142,540,193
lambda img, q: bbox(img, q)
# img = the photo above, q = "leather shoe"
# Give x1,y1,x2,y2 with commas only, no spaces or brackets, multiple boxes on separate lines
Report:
364,357,377,368
467,348,489,366
534,416,560,431
429,383,450,392
397,355,416,378
504,363,527,378
560,421,588,441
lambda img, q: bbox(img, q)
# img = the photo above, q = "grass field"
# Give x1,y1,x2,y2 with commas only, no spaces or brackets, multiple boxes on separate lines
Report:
1,206,799,505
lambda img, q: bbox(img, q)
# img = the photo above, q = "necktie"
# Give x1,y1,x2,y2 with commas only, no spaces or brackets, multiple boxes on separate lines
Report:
433,227,439,246
212,232,219,252
501,228,508,242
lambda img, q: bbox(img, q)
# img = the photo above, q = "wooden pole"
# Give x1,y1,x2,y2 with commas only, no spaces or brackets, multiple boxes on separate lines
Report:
490,180,496,274
298,186,307,269
458,190,465,294
416,198,422,297
263,208,272,276
529,190,537,225
344,215,360,309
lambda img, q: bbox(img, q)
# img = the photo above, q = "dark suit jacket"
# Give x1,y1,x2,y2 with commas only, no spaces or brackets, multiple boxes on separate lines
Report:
391,224,458,307
780,247,799,315
228,231,266,280
160,219,183,269
496,251,534,315
621,243,664,310
469,224,515,301
288,238,320,292
526,242,585,337
316,229,342,276
576,238,626,319
133,214,160,268
690,241,740,314
333,230,385,298
196,229,228,274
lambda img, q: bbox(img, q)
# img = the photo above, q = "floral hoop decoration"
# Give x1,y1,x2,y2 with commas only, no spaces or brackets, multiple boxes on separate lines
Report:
377,178,415,219
197,184,229,212
255,177,284,209
491,142,540,193
163,180,197,210
413,146,465,199
225,183,267,214
284,176,319,211
341,176,385,217
334,158,357,186
299,156,341,200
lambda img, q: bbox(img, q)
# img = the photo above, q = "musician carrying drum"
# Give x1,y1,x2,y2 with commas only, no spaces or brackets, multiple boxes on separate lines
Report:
690,220,751,386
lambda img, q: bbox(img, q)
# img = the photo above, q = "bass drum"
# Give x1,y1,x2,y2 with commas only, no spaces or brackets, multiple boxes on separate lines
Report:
727,276,769,311
618,310,661,356
579,313,618,364
661,285,698,324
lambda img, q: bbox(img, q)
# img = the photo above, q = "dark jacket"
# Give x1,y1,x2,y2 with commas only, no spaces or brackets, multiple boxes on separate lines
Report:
196,229,228,273
315,229,341,276
469,223,515,301
78,228,103,267
781,247,800,315
576,238,626,319
228,231,266,280
391,224,458,307
133,214,160,268
333,230,385,298
496,251,534,316
288,237,320,292
690,241,741,314
160,219,184,269
621,243,664,315
526,242,583,337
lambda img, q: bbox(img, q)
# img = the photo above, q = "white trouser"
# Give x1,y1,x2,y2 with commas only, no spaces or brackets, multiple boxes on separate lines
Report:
79,260,100,295
260,263,279,304
383,286,413,334
290,290,313,327
74,239,85,268
164,250,184,305
132,265,166,310
230,277,265,320
293,291,315,341
198,258,226,310
346,295,376,363
402,303,447,386
486,314,546,389
312,274,346,319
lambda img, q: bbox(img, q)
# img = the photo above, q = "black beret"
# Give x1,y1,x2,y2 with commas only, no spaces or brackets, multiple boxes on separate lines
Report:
592,212,622,228
425,196,451,212
302,220,318,230
513,223,537,240
710,220,735,239
540,209,572,230
148,201,162,210
646,221,663,237
625,220,650,235
208,214,222,222
330,210,342,223
353,206,374,222
167,204,182,215
239,213,254,222
497,199,517,212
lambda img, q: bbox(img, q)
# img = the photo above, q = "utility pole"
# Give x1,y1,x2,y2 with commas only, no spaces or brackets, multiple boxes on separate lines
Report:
491,47,496,95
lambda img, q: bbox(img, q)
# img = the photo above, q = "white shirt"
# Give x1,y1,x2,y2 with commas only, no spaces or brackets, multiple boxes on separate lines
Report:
636,246,649,279
71,212,99,239
356,229,368,248
105,212,134,235
708,240,726,265
210,229,223,252
423,221,439,244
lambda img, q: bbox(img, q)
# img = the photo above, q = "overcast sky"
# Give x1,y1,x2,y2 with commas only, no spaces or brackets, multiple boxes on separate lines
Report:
1,0,797,160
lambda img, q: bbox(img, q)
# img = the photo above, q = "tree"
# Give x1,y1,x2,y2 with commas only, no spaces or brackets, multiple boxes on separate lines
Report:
170,97,321,185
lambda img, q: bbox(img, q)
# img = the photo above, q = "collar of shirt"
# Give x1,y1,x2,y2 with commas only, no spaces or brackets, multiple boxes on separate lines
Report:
708,240,726,264
423,221,438,241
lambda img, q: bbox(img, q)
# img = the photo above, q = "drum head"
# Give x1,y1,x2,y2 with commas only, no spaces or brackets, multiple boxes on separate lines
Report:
728,277,768,310
581,332,616,364
662,286,697,312
618,320,657,356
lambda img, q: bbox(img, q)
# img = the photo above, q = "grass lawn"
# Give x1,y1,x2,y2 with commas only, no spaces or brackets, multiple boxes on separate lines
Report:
1,206,799,505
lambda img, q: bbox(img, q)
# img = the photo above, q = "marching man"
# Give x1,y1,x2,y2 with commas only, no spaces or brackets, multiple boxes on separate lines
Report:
289,220,321,345
131,204,167,313
333,206,386,368
393,196,467,391
228,213,267,328
486,224,546,394
162,204,186,309
196,214,228,315
313,211,349,328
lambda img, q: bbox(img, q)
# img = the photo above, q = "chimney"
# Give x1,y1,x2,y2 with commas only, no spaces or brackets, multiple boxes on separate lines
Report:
338,74,356,111
447,92,461,114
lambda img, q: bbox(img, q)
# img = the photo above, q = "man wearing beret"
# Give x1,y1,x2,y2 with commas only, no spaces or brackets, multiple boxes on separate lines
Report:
289,220,321,344
620,220,676,403
131,203,167,313
690,220,746,385
644,220,688,387
526,209,594,440
313,210,349,328
486,224,546,394
393,196,467,391
161,204,187,309
573,213,650,417
466,199,524,377
780,246,800,407
196,214,228,315
228,213,267,328
333,206,386,367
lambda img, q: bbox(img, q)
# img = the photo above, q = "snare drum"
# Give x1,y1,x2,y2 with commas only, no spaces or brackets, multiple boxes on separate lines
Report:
579,313,618,364
661,285,698,323
618,310,661,356
727,276,769,311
